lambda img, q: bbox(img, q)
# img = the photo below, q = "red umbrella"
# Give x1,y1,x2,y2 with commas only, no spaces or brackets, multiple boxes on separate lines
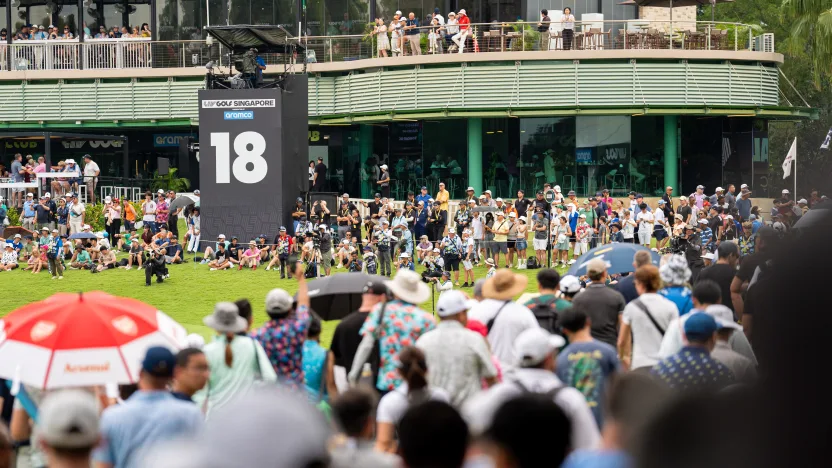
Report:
0,292,187,390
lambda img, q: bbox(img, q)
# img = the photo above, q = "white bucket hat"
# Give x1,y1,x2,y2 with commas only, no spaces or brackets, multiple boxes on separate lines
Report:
385,270,430,304
203,302,247,334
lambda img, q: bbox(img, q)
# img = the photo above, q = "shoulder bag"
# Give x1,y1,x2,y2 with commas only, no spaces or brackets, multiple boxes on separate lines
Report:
632,299,666,336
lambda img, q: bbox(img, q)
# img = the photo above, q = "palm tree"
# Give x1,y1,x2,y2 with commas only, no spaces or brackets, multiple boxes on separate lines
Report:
782,0,832,87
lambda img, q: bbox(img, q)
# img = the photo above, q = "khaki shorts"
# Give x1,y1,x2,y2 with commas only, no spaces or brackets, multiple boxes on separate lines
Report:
320,250,332,267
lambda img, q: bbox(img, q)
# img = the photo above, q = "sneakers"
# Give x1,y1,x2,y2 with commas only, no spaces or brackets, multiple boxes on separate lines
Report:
210,268,217,271
125,266,132,270
265,267,271,271
238,264,243,271
568,259,576,265
58,276,63,279
461,282,469,288
51,276,56,280
200,259,208,265
251,265,257,271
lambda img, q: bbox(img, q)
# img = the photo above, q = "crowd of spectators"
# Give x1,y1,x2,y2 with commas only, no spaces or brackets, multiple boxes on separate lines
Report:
0,22,151,42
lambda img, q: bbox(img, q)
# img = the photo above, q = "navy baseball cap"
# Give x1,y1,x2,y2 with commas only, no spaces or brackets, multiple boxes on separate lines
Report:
374,193,381,198
683,313,718,342
421,186,427,190
296,197,303,203
142,346,176,378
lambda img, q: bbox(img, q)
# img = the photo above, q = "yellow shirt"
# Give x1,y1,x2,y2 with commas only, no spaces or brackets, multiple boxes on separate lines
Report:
436,189,450,211
492,219,509,242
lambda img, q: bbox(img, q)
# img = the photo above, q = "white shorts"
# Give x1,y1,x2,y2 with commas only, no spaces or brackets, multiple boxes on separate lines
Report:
462,260,473,270
574,241,588,255
638,231,652,245
533,238,548,251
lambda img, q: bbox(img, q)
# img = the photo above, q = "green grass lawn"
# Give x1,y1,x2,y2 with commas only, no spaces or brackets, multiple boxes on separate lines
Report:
1,254,572,347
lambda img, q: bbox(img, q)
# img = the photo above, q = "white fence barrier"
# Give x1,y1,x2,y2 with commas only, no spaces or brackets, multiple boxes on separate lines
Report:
4,38,151,71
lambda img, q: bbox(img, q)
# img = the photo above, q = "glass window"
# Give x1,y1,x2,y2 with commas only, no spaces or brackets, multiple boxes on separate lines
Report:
308,125,361,195
573,116,631,197
228,0,252,24
423,119,467,199
481,118,519,198
681,116,721,195
629,116,665,197
519,117,576,195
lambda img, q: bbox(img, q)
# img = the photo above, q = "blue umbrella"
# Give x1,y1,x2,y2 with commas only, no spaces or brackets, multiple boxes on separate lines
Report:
566,243,661,277
68,232,97,240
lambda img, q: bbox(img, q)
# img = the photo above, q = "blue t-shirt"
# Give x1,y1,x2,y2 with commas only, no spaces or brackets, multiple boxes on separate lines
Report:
302,340,328,402
568,211,579,233
562,449,632,468
556,340,620,428
415,194,432,207
659,286,694,316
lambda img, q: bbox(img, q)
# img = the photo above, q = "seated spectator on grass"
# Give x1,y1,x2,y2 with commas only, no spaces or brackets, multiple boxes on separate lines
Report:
165,236,184,264
0,242,19,271
201,234,228,263
92,245,117,273
70,246,94,270
30,245,48,274
208,242,232,271
239,240,261,270
125,240,144,270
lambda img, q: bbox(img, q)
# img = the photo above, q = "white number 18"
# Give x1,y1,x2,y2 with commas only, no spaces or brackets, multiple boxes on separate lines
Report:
211,131,268,184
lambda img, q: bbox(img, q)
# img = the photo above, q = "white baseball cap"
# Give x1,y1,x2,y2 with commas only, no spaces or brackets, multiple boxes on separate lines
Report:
509,212,517,218
157,189,164,194
702,252,715,261
395,10,402,15
740,183,748,189
554,185,561,192
484,190,492,195
218,234,226,239
342,193,349,197
318,224,327,229
559,275,582,294
380,164,388,169
698,219,709,224
715,187,724,192
432,248,440,253
782,189,790,194
514,328,566,367
436,290,477,318
467,186,475,191
579,214,586,219
104,196,112,203
44,192,51,198
696,185,705,190
399,252,410,258
495,197,503,202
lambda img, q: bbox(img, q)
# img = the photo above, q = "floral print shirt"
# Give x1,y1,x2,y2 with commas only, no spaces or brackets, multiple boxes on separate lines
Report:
251,304,311,388
358,299,437,391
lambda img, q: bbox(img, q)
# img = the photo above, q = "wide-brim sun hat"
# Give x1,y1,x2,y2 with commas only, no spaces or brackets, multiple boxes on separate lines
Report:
385,270,430,304
483,269,528,301
203,302,248,334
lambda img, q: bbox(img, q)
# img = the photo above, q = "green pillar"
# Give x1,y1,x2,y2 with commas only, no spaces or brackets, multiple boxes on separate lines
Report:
468,118,483,194
663,115,678,195
359,124,373,199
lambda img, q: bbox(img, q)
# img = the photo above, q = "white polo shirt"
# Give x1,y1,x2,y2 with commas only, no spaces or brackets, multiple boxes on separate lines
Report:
468,299,540,371
463,368,600,451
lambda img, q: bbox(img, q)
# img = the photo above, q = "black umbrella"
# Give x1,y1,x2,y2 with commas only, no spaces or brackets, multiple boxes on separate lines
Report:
305,273,387,321
169,194,199,212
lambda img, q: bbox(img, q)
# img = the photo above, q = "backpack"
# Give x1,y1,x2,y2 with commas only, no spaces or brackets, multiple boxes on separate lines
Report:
526,256,539,269
305,261,318,278
528,298,561,335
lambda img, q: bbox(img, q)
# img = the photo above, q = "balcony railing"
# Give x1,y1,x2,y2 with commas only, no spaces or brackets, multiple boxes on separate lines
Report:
0,21,772,72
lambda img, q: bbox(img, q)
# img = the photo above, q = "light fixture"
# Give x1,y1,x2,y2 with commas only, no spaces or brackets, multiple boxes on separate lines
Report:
75,120,81,124
486,131,495,134
113,120,119,123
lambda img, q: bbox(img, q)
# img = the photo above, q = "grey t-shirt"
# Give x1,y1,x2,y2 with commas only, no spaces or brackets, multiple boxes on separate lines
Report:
534,220,548,239
571,284,626,348
319,233,332,252
11,160,23,182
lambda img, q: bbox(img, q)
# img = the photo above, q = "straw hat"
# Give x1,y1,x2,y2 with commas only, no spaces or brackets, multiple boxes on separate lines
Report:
385,270,430,304
482,269,528,301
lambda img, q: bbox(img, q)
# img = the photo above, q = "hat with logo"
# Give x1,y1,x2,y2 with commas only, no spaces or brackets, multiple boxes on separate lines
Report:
683,312,718,342
203,302,247,334
265,289,293,315
436,290,476,318
514,328,566,367
36,390,100,449
585,258,609,276
141,346,176,378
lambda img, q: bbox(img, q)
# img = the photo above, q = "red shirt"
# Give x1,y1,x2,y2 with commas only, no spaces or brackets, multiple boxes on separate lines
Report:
458,14,470,30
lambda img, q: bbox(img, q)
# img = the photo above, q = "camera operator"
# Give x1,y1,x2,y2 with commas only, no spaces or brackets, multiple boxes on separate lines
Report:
346,250,363,272
145,246,168,286
677,224,705,281
316,224,333,276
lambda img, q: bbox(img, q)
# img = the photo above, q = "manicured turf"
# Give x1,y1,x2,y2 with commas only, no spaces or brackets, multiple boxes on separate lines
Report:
1,253,571,347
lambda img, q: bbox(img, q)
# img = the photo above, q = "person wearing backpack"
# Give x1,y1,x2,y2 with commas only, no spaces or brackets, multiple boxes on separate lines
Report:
617,265,679,371
524,269,572,336
463,327,601,451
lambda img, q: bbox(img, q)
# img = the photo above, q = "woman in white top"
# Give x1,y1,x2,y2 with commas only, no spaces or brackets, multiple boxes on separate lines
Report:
376,346,450,453
621,210,636,243
617,265,679,370
374,17,390,57
390,14,404,56
636,204,654,247
561,7,576,50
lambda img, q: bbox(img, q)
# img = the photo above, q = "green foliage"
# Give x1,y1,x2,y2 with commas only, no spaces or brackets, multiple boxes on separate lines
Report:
85,203,106,232
150,168,191,193
782,0,832,88
6,206,20,226
509,22,541,51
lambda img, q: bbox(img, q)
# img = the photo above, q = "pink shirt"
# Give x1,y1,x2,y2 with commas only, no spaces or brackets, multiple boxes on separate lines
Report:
34,163,46,173
243,248,260,258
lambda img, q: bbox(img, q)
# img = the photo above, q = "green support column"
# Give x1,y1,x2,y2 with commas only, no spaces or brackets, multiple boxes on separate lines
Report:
663,115,678,195
468,118,483,194
359,124,373,199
